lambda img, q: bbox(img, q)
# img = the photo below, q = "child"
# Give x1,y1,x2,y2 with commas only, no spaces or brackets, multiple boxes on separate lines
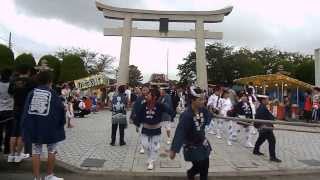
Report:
66,96,75,128
91,92,98,113
22,71,65,180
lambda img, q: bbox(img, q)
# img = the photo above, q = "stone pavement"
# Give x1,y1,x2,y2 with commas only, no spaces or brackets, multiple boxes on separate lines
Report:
55,110,320,176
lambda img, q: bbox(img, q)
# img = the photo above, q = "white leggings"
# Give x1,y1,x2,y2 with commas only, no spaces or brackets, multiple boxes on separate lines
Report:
141,134,161,162
232,124,253,143
216,119,233,141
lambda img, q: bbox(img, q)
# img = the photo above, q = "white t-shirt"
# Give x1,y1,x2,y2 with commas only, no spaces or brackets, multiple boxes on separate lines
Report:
108,91,114,101
0,82,13,111
79,101,86,110
125,89,131,102
207,94,219,109
219,98,233,116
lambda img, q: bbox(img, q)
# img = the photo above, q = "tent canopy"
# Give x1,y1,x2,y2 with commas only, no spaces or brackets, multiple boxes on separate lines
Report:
233,73,313,90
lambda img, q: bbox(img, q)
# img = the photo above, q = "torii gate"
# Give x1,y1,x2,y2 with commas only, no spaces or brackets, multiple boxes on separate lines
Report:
96,1,233,89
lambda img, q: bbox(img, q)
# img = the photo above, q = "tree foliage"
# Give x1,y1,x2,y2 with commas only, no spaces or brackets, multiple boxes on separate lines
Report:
56,48,114,75
59,54,88,82
178,43,315,86
38,55,61,83
128,65,143,87
0,44,14,71
14,53,36,68
294,59,315,85
177,52,196,85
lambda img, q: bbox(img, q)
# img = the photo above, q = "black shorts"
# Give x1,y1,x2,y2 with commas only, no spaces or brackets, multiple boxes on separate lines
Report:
11,111,23,137
0,110,14,124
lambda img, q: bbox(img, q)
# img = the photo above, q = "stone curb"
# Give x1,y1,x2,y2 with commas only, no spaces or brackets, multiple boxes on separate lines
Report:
55,159,320,179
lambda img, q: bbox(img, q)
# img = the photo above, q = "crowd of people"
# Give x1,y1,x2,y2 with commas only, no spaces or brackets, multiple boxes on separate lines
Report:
1,64,320,180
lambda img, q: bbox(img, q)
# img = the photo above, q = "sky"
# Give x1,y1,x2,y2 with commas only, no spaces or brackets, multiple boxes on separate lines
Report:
0,0,320,81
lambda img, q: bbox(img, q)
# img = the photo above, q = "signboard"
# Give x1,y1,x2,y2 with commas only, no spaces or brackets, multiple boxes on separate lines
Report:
150,73,166,83
74,74,108,89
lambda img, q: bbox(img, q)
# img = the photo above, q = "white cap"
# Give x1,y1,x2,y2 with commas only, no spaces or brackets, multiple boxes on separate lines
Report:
256,94,269,99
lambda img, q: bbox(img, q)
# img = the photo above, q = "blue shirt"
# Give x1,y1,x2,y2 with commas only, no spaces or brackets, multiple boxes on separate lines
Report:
137,101,173,136
22,85,66,144
171,107,212,161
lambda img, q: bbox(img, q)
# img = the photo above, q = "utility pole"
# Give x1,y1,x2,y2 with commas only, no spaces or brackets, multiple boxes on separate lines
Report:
166,48,169,81
8,32,12,49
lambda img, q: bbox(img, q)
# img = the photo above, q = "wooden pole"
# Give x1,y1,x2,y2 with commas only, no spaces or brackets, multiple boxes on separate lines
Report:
213,115,320,128
235,121,320,134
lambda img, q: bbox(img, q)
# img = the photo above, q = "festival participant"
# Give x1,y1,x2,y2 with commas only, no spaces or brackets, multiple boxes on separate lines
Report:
206,87,221,135
130,85,149,154
303,91,312,122
253,95,281,163
169,86,212,180
8,65,35,162
169,86,180,120
218,90,233,146
21,71,66,180
232,93,254,148
0,69,14,155
247,86,258,135
312,87,320,122
134,87,172,170
76,97,90,118
159,88,174,145
90,92,98,113
66,96,75,128
110,85,128,146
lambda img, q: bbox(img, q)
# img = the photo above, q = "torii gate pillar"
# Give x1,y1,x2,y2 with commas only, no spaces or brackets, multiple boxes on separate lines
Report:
118,17,132,85
195,19,207,89
315,49,320,86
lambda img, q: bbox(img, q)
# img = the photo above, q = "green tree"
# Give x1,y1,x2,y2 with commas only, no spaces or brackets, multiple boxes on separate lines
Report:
294,59,315,85
56,48,114,75
252,48,280,74
206,43,234,85
178,43,237,85
128,65,143,87
59,55,88,82
178,43,314,86
232,48,264,78
87,54,114,75
177,52,196,85
38,55,61,83
0,44,14,71
14,53,36,68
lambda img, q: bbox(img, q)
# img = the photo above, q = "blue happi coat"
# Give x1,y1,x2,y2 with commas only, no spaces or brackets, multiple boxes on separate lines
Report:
22,85,66,144
171,107,212,161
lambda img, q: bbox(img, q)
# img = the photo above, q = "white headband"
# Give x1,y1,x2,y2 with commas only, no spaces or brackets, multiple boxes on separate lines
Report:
190,86,201,98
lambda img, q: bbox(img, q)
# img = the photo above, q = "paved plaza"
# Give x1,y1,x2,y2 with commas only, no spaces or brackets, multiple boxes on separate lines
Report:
52,110,320,177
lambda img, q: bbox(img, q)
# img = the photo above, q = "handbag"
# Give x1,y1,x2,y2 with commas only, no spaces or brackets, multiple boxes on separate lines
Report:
183,139,212,162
